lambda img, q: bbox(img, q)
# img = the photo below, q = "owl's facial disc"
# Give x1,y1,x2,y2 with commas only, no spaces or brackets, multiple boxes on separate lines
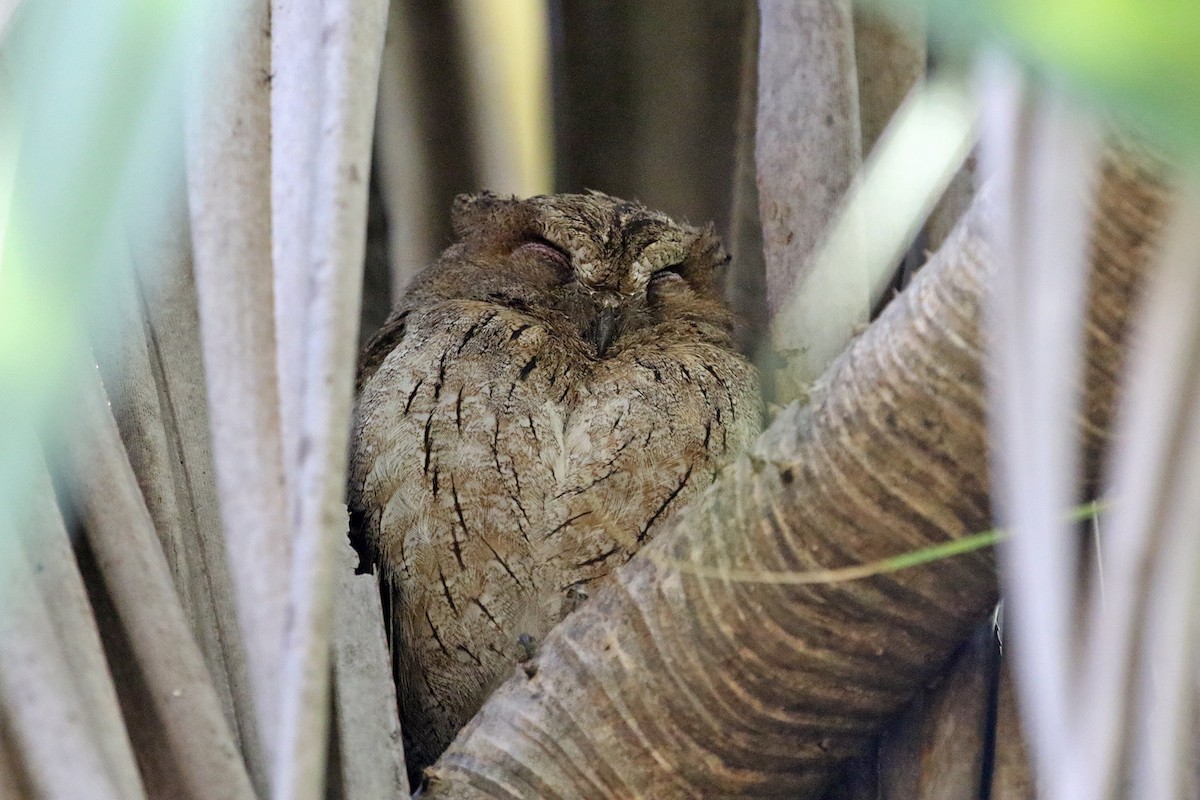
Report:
508,237,622,356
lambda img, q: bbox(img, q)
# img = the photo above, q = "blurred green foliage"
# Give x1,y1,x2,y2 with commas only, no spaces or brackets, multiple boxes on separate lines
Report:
0,0,202,551
881,0,1200,156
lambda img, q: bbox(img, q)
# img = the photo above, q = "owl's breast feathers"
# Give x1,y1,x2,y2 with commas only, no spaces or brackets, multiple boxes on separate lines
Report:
347,191,761,775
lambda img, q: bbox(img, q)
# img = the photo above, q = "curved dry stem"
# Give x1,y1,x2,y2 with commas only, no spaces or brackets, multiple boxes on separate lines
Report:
186,0,290,764
724,0,768,359
130,194,267,788
270,1,389,796
15,460,146,799
757,0,865,396
1,485,129,800
71,364,256,800
421,149,1165,799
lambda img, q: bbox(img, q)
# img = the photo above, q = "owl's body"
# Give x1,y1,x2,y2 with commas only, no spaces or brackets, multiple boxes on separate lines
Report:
349,192,760,777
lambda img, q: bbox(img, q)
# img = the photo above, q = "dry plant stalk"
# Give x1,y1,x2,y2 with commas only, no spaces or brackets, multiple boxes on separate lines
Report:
724,0,768,358
128,196,267,787
332,547,410,798
269,0,389,796
96,219,264,783
837,622,996,800
0,724,30,800
420,149,1166,799
1,485,127,800
4,0,395,797
186,0,290,772
757,0,866,396
14,463,145,800
905,626,996,797
1074,173,1199,799
374,1,437,298
70,364,256,800
983,64,1102,789
990,659,1035,799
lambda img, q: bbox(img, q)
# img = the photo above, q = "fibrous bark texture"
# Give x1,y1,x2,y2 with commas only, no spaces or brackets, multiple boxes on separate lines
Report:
420,149,1166,798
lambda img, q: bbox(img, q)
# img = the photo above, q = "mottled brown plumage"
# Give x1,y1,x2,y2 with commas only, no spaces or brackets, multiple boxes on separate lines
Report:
348,191,761,779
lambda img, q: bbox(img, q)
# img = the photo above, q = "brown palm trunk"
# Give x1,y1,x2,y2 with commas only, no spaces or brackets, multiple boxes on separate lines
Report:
419,147,1169,798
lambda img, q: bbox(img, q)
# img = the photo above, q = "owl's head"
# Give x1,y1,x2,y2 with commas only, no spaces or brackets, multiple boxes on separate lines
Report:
410,190,735,358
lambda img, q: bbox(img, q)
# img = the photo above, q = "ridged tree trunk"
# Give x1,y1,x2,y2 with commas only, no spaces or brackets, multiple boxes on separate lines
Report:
419,148,1168,798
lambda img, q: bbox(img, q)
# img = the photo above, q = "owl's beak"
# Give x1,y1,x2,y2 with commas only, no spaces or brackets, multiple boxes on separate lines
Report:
588,305,619,358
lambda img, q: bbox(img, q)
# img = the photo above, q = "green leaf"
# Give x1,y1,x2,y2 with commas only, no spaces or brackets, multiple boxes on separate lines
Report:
870,0,1200,156
990,0,1200,155
657,500,1106,585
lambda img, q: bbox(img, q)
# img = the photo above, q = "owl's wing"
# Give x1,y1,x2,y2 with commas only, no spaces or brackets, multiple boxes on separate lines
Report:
349,307,412,570
350,299,562,775
356,308,411,393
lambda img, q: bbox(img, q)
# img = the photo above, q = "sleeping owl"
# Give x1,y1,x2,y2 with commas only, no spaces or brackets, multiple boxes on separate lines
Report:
348,191,761,780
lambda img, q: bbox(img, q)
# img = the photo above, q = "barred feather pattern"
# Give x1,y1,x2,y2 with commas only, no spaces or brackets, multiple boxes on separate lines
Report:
348,191,761,778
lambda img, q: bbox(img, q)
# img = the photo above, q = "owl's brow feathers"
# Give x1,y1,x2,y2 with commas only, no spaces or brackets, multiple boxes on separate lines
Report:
357,191,731,388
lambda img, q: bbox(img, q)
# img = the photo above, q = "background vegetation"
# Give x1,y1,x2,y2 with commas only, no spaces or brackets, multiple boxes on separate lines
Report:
0,1,1195,798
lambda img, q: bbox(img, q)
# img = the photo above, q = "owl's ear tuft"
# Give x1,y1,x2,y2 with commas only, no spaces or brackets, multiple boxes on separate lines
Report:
682,225,730,297
692,225,727,271
451,191,527,240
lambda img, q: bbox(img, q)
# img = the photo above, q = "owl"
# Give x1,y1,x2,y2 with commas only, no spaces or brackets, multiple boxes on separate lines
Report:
348,191,762,780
